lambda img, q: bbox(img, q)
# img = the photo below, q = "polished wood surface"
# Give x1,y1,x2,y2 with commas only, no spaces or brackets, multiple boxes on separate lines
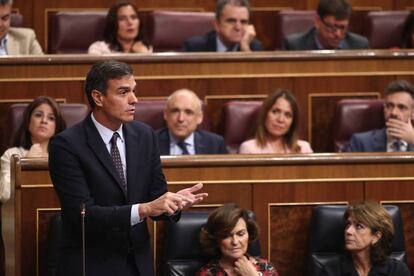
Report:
1,50,414,153
4,153,414,275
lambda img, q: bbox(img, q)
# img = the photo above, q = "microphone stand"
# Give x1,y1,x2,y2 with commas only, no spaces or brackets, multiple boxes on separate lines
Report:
80,203,86,276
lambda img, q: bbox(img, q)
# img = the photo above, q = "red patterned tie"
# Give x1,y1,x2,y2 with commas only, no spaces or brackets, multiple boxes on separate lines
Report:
110,133,127,192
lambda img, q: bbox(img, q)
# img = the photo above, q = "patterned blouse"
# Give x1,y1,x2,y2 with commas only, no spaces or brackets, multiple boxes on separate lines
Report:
197,256,279,276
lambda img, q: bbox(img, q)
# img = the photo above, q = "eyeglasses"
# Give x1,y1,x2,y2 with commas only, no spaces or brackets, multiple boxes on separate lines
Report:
320,17,348,33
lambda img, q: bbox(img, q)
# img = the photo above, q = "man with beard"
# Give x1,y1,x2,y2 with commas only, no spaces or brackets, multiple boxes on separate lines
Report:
348,80,414,152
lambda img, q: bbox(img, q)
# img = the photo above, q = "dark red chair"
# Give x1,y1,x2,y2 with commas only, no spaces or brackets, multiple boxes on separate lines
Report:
364,11,410,48
220,101,262,153
5,103,89,149
275,10,316,49
48,11,106,53
147,11,215,52
332,99,384,152
10,13,23,27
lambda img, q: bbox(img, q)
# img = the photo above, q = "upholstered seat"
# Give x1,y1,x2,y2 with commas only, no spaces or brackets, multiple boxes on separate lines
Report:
332,99,384,152
364,11,410,48
220,101,262,153
148,11,215,52
307,205,406,275
275,10,316,49
164,211,261,276
10,13,23,27
5,103,89,149
48,11,106,53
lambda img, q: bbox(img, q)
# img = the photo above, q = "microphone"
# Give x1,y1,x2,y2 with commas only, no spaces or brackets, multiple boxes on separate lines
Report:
80,203,86,276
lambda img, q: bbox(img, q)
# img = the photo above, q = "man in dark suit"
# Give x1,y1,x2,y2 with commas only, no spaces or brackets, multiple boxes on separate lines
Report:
48,60,207,276
348,80,414,152
282,0,369,50
157,89,228,155
183,0,262,52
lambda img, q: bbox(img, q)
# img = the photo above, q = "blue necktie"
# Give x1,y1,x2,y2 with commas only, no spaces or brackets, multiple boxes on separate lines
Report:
177,141,189,155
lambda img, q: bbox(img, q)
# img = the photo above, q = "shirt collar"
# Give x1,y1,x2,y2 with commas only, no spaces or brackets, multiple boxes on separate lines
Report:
168,131,195,148
216,34,238,52
314,31,345,50
91,113,124,145
0,33,8,56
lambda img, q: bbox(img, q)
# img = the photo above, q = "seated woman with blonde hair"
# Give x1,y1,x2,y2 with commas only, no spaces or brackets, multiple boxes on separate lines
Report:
239,89,312,154
88,1,151,54
198,203,279,276
0,96,66,203
319,201,410,276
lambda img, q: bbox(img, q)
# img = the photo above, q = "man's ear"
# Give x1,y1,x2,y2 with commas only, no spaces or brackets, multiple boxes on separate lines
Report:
197,112,203,125
91,90,103,107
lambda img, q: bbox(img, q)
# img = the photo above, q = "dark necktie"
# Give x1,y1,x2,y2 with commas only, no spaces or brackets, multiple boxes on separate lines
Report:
110,132,127,192
393,140,402,152
177,141,189,155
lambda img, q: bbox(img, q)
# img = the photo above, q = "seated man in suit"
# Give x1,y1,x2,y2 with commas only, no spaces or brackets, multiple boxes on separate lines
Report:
0,0,43,55
348,80,414,152
183,0,262,52
157,89,228,155
282,0,369,50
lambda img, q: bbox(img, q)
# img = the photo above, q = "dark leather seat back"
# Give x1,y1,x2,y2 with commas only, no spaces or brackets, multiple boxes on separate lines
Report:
48,11,106,53
275,10,316,49
364,11,410,48
148,11,215,52
308,205,406,275
332,99,384,152
6,103,89,148
164,211,261,276
10,13,23,27
220,101,262,153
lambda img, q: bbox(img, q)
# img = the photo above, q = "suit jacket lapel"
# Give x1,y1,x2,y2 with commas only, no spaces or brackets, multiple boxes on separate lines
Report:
124,123,141,201
194,131,206,154
84,116,127,196
373,128,387,152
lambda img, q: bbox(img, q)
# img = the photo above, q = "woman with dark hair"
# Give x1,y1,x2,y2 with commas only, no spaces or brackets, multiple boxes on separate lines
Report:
401,12,414,48
0,96,66,202
239,89,312,153
319,201,410,276
88,1,151,54
198,203,279,276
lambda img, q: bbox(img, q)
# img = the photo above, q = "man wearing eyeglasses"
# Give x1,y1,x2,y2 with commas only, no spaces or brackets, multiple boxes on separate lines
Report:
347,80,414,152
183,0,262,52
282,0,369,50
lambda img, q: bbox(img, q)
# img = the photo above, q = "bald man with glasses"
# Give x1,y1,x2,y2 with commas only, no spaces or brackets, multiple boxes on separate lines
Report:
282,0,369,50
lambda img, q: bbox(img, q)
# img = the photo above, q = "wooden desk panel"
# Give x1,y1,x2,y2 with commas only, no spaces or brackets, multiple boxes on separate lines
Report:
5,154,414,275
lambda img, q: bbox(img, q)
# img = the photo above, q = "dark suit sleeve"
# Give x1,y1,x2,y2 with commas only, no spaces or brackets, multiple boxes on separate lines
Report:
346,134,363,152
250,39,263,51
49,134,132,233
218,137,228,154
281,38,291,50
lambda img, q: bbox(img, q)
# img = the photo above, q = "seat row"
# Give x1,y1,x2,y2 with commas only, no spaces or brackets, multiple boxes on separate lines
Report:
3,98,384,154
41,10,412,53
45,204,406,275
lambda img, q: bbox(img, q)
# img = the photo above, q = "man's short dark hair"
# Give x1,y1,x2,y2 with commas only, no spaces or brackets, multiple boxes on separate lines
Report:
385,79,414,99
215,0,250,20
85,60,133,108
317,0,352,20
0,0,12,5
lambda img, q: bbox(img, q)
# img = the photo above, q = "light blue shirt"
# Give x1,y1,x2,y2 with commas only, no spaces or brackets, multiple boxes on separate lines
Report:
0,34,8,56
216,35,238,52
169,131,195,155
91,113,142,226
